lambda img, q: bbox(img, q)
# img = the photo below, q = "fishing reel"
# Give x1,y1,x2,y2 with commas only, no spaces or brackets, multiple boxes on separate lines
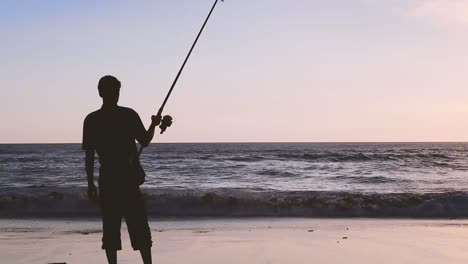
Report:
159,115,173,134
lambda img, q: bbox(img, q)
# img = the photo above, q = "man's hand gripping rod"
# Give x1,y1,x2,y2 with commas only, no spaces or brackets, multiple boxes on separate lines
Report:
139,0,224,155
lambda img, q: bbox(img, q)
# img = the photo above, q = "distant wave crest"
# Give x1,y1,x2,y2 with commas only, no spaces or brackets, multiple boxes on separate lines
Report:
276,152,455,163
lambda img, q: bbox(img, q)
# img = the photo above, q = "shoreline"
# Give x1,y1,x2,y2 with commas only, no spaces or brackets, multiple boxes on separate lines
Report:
4,186,468,218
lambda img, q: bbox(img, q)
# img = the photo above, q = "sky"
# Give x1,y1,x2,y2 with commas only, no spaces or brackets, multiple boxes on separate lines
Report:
1,0,468,143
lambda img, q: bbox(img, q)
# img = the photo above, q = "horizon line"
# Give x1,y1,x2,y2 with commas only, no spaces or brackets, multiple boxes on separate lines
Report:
1,141,468,145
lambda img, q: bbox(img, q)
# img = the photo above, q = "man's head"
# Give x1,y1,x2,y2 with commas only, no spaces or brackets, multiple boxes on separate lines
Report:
98,75,121,105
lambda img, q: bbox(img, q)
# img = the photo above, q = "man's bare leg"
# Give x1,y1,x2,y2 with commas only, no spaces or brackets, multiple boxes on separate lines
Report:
139,247,152,264
105,249,117,264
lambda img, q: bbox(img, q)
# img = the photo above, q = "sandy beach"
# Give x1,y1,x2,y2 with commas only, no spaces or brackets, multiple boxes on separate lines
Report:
1,218,468,264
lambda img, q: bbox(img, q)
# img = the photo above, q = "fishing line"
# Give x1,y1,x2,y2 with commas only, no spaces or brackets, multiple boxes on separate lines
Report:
139,0,224,154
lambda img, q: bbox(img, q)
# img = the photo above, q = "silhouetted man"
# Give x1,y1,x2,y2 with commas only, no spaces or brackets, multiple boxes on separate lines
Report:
83,75,160,264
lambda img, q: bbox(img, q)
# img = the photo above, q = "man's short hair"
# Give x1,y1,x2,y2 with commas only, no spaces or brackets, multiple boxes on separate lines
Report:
98,75,121,97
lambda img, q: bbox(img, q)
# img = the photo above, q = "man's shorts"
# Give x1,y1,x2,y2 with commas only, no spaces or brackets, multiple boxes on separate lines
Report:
98,182,152,251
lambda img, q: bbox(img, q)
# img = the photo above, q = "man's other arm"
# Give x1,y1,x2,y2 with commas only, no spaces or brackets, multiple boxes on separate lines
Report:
83,116,97,200
85,149,95,185
85,149,97,200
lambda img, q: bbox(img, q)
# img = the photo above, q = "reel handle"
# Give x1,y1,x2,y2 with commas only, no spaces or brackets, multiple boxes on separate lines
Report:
159,115,173,134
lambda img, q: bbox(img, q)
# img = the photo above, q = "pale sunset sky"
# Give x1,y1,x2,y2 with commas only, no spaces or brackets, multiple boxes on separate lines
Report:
1,0,468,143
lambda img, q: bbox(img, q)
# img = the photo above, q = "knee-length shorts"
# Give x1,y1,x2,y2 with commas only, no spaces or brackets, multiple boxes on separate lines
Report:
99,184,152,251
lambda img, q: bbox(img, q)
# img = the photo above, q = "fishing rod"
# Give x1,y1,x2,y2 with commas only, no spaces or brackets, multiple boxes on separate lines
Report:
139,0,224,155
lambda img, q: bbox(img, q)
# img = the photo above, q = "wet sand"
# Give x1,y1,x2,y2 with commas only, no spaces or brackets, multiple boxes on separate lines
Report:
1,218,468,264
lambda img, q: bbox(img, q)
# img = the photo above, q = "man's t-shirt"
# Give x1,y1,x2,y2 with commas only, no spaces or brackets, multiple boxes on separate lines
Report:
82,106,146,184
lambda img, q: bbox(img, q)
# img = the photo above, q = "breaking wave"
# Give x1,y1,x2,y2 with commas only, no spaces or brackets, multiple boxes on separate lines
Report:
2,187,468,218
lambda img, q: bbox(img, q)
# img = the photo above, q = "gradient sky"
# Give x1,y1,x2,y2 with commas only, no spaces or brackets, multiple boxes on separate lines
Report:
2,0,468,143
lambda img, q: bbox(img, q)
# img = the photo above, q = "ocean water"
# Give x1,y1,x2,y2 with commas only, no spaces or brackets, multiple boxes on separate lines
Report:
2,143,468,218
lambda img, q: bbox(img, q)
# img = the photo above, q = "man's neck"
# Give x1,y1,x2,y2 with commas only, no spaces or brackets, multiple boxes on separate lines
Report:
101,103,118,109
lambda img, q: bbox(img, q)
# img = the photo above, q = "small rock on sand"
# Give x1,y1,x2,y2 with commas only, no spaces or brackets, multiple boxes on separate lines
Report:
193,230,210,234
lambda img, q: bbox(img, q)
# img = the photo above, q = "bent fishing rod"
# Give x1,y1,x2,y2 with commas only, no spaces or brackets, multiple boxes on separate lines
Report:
139,0,224,155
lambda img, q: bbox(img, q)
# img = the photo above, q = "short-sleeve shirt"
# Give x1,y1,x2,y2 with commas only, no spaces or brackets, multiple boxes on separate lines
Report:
82,106,146,181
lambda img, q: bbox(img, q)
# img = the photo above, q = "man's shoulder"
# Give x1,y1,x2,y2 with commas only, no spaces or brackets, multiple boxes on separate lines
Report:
118,106,136,113
117,106,140,118
84,106,140,124
84,109,101,123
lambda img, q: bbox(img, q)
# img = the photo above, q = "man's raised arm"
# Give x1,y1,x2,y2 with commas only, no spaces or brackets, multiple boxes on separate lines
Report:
137,114,162,147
